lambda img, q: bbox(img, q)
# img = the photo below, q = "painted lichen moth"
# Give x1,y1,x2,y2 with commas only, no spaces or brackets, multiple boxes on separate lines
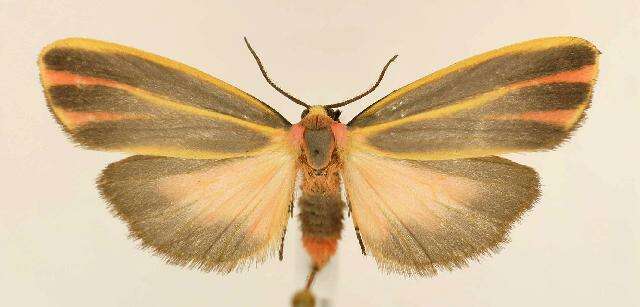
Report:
39,36,599,301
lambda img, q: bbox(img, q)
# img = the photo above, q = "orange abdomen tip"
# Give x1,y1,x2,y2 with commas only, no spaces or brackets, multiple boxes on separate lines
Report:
302,236,338,267
330,123,348,148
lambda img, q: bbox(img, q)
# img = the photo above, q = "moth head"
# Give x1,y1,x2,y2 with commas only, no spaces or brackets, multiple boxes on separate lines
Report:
301,106,341,122
326,108,341,121
301,106,336,129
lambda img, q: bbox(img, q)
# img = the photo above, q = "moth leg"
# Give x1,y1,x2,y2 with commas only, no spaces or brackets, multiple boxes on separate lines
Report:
280,201,295,260
354,226,367,255
345,197,351,218
279,226,288,261
345,197,365,255
289,201,294,218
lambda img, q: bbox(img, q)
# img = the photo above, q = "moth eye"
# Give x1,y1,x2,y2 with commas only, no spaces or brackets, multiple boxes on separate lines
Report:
301,109,310,119
327,109,341,121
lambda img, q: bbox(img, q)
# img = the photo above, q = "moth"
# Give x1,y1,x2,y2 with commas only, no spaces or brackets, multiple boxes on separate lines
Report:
39,36,599,291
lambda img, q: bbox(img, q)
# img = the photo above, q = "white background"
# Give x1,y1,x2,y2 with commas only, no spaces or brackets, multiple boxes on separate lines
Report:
1,1,638,306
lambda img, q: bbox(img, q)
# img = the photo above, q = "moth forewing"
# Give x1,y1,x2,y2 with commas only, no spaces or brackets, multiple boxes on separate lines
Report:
348,37,599,161
39,38,290,159
340,36,598,275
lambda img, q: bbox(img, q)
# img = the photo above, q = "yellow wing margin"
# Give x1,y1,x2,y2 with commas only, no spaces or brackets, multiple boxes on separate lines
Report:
39,38,292,159
40,38,279,117
348,37,599,160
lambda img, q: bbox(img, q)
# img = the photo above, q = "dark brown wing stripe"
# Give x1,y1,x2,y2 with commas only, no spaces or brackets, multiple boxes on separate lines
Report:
362,67,595,155
350,44,597,127
349,40,598,159
367,119,565,153
48,85,162,113
43,69,274,157
468,83,590,115
43,48,288,128
73,117,270,153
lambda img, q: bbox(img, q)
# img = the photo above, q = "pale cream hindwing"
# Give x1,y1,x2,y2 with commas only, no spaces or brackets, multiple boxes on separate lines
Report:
98,148,298,273
342,150,539,275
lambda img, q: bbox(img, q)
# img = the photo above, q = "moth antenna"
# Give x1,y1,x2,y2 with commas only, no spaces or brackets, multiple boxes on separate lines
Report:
244,37,310,108
325,54,398,108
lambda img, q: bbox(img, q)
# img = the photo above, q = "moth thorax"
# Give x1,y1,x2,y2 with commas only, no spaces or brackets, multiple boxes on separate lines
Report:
299,193,344,267
303,129,334,170
301,106,333,129
300,106,336,170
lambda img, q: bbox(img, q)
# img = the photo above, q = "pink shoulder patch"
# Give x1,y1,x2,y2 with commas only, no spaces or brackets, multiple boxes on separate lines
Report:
290,124,305,146
330,123,348,148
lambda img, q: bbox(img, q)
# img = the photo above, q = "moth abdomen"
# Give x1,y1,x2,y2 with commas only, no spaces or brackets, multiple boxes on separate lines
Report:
299,193,345,267
299,194,345,237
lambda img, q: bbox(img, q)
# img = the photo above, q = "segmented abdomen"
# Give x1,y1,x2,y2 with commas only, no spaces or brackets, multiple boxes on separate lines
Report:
299,193,344,267
298,155,344,267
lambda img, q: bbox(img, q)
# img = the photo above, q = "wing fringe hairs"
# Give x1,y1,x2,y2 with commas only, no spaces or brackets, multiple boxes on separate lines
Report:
342,153,540,276
97,152,298,273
